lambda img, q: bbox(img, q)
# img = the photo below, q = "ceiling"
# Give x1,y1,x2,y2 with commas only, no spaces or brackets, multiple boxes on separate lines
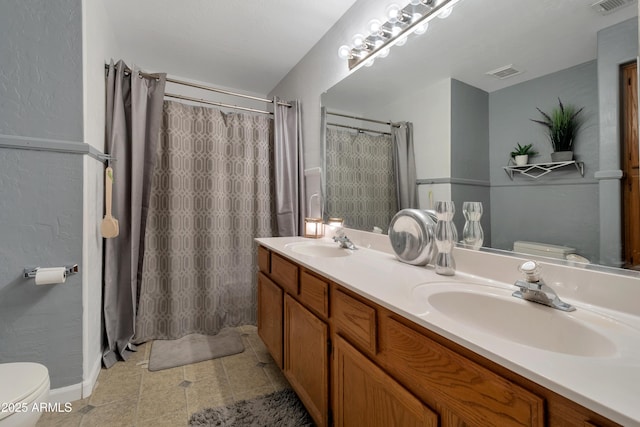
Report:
102,0,637,101
324,0,638,111
102,0,359,95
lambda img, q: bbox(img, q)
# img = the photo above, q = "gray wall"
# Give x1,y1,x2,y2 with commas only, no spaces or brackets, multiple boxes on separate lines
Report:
450,80,491,245
597,17,638,267
0,0,84,388
488,60,600,262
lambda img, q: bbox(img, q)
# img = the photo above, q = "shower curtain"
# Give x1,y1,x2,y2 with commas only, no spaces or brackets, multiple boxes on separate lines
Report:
325,127,398,232
392,122,418,209
103,60,166,368
274,97,305,236
133,100,276,342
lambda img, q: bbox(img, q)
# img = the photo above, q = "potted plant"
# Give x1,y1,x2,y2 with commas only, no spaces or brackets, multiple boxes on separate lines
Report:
510,143,537,166
531,98,583,162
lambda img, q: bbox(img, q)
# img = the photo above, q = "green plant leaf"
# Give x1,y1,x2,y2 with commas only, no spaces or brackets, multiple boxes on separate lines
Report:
531,98,583,152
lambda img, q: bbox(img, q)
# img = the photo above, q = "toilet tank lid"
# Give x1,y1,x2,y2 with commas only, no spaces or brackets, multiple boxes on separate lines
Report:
513,240,576,255
0,363,49,411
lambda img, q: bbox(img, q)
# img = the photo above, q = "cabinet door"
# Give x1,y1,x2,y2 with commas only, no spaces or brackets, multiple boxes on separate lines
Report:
334,335,438,427
382,316,544,427
284,295,329,427
257,272,283,368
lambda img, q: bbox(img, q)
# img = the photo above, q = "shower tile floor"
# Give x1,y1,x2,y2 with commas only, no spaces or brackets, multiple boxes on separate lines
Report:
37,325,291,427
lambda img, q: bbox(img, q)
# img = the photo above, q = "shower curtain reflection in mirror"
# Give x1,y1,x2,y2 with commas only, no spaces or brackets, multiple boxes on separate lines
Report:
323,110,418,234
325,127,398,233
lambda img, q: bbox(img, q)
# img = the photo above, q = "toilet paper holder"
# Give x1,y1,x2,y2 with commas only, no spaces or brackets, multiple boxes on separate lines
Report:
23,264,79,279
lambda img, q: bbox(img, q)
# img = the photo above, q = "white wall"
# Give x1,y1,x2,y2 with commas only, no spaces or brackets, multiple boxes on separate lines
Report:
268,0,394,169
269,1,457,211
82,0,119,397
361,78,453,208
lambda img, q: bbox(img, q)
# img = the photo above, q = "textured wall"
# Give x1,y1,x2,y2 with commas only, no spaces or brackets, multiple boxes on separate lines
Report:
488,60,600,261
0,149,84,388
0,0,84,389
0,0,83,141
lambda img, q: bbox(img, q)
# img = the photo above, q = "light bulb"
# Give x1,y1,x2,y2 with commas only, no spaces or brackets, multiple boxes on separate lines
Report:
374,39,384,49
378,47,390,58
367,18,383,34
438,5,453,18
385,4,401,23
414,23,428,35
338,45,352,59
352,33,366,49
364,58,375,67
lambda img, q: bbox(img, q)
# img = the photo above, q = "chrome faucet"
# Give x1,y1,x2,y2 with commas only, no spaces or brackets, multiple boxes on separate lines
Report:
512,261,575,312
333,230,357,250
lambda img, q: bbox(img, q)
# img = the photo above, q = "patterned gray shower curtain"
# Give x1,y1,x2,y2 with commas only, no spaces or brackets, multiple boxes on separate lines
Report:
325,127,398,233
133,100,275,342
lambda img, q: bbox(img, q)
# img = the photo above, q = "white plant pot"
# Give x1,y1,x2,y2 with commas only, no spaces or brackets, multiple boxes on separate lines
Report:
551,151,573,162
514,155,528,166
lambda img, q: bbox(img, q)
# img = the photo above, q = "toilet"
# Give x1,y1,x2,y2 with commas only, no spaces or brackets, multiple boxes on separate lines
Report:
513,241,590,264
0,363,50,427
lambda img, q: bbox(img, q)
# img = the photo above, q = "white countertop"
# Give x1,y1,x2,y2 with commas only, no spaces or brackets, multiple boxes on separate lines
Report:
256,236,640,426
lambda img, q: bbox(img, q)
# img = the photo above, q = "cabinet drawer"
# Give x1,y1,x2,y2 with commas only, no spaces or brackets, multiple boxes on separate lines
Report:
271,253,299,295
299,270,329,318
257,245,270,273
333,289,377,354
382,317,544,427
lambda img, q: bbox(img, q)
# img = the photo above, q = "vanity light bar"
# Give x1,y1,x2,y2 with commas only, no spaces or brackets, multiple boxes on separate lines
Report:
343,0,460,71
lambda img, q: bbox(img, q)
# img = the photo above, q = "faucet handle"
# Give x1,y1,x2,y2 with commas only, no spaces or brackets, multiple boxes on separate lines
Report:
518,260,541,282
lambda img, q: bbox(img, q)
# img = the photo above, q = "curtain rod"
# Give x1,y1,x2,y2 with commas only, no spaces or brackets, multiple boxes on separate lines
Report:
326,110,398,127
166,93,272,115
104,64,291,108
327,122,391,136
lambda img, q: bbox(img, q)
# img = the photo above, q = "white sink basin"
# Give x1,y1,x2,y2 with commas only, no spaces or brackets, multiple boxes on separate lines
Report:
285,241,352,258
411,282,622,357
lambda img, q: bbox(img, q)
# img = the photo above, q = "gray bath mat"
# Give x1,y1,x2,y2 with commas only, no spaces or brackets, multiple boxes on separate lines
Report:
148,328,244,371
189,388,314,427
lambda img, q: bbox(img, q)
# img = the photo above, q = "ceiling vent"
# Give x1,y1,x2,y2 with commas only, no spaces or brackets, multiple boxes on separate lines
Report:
591,0,635,15
486,65,522,80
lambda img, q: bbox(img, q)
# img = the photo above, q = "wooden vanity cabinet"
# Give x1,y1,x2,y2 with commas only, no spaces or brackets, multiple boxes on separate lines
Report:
256,245,620,427
333,334,438,427
284,295,330,426
257,272,283,368
379,315,543,426
257,246,330,427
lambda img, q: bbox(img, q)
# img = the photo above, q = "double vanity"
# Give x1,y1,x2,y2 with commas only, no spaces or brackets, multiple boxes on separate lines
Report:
255,233,640,426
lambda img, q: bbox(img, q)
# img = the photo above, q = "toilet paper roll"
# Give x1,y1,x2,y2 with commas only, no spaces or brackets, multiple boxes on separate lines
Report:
35,267,67,285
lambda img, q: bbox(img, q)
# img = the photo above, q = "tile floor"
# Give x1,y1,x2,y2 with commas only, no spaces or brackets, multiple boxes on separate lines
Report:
37,325,291,427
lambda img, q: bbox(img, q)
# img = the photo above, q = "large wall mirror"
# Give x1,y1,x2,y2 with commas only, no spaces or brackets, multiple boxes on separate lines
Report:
321,0,638,271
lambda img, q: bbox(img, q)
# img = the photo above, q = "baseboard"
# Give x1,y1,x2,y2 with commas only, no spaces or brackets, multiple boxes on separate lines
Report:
49,383,82,404
82,354,102,398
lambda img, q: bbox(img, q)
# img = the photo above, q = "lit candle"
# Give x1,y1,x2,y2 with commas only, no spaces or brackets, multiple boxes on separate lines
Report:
327,217,344,227
304,218,324,238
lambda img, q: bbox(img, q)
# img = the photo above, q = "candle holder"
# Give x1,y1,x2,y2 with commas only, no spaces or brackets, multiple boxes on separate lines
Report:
304,218,324,238
327,217,344,227
462,201,484,250
434,201,456,276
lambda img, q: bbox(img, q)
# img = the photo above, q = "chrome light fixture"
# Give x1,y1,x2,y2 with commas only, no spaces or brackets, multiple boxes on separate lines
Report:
338,0,461,70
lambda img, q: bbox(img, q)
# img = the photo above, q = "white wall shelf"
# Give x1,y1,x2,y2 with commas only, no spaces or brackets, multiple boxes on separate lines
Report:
503,160,585,180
